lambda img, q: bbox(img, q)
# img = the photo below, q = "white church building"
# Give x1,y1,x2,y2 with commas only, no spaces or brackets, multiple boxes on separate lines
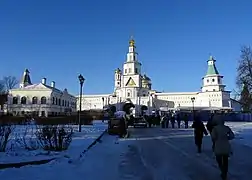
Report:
77,37,241,115
6,69,77,117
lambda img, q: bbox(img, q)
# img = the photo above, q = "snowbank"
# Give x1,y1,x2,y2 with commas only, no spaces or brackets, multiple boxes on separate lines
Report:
0,120,107,165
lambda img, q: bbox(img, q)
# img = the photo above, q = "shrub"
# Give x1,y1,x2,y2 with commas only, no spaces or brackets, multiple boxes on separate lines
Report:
0,122,14,152
35,125,73,151
14,119,39,151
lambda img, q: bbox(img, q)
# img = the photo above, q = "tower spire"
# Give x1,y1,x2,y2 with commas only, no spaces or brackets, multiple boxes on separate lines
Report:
129,35,135,47
20,69,32,88
126,36,137,62
206,55,219,76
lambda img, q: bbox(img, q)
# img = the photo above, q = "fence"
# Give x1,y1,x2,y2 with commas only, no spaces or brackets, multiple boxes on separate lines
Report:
179,111,252,122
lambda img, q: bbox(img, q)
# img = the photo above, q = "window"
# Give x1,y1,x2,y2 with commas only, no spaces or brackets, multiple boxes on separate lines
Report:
13,97,18,104
41,96,47,104
117,82,120,85
135,68,138,74
21,96,27,104
62,100,65,106
207,79,209,83
58,99,61,106
32,97,38,104
129,68,132,73
213,89,216,91
127,92,130,97
52,97,55,104
212,79,215,82
55,98,58,105
143,94,146,97
125,69,127,74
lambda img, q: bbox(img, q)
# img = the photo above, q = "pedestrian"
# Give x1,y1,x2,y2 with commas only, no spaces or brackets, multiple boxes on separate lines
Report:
192,116,208,153
165,114,169,128
171,114,175,128
119,116,127,138
160,115,165,128
184,114,189,128
211,119,234,180
177,113,181,128
206,113,217,152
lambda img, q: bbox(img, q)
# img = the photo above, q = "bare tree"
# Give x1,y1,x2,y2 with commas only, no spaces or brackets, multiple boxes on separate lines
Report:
236,45,252,91
2,76,18,91
0,80,5,94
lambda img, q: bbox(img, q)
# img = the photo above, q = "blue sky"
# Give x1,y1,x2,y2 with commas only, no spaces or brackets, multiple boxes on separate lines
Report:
0,0,252,96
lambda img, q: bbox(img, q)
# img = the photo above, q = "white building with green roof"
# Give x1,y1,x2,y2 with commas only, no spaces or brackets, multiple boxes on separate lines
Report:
76,37,241,114
6,70,77,117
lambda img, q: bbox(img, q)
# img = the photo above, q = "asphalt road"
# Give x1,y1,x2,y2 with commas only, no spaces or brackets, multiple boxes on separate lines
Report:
116,127,252,180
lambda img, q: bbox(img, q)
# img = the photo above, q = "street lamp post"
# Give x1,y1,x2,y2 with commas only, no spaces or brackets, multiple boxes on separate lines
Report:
191,97,195,120
78,74,85,132
102,97,104,110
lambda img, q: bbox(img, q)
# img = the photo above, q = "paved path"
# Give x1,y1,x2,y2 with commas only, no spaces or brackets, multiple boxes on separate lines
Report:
5,127,249,180
116,127,252,180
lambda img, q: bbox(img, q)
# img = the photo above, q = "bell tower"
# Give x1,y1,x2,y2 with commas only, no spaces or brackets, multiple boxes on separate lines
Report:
123,36,142,77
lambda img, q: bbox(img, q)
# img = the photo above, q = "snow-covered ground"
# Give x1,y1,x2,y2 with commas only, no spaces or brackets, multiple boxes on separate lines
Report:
0,134,129,180
0,120,107,164
225,122,252,148
1,121,252,180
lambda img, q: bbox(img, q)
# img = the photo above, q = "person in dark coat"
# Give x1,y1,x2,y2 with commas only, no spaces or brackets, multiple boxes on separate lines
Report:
177,113,181,128
119,117,127,138
165,114,169,128
171,114,175,128
206,113,217,152
192,117,208,153
160,115,165,128
211,119,234,180
184,114,189,128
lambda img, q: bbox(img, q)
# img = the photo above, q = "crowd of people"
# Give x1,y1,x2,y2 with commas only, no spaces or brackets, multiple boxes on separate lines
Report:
159,112,189,128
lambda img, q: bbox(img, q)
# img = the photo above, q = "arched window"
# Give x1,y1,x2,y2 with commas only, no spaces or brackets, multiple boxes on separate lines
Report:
55,98,58,105
13,97,18,104
52,97,55,104
32,97,38,104
41,96,47,104
21,96,27,104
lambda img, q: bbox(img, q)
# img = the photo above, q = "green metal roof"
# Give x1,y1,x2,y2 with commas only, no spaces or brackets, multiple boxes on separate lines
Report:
206,56,219,75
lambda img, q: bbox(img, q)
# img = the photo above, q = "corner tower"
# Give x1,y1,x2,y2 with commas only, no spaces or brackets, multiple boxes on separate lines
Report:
20,69,32,88
201,56,226,92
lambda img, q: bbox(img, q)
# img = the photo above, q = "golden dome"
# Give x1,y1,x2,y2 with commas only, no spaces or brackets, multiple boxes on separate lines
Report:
129,36,135,47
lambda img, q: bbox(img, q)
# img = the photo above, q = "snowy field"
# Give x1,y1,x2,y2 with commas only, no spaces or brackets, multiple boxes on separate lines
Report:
1,121,252,180
0,134,128,180
0,120,107,164
226,122,252,148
